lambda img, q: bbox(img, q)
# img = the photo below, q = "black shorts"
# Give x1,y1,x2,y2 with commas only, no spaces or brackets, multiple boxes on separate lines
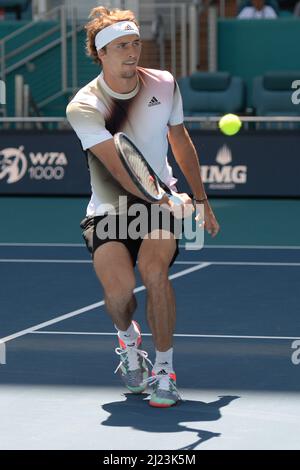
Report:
80,201,182,267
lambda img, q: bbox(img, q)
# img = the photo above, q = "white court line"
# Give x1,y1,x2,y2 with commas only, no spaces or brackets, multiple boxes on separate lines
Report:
1,242,300,250
1,259,300,267
0,262,211,344
31,331,300,340
0,259,91,263
0,243,84,247
181,244,300,250
176,261,300,267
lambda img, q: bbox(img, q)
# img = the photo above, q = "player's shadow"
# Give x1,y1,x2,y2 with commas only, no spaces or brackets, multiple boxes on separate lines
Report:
101,394,239,450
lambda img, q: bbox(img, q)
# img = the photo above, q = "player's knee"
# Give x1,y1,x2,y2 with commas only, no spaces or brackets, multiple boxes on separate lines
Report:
138,259,169,287
102,273,136,299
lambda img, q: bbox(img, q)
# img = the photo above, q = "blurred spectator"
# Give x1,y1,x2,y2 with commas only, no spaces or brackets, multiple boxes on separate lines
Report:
0,0,31,20
278,1,299,11
294,1,300,15
238,0,278,18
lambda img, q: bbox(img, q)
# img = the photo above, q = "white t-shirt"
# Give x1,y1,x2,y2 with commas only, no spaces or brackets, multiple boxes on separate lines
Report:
238,6,277,19
66,67,184,215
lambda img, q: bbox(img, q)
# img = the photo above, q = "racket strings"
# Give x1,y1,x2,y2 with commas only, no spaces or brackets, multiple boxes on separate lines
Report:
122,140,160,198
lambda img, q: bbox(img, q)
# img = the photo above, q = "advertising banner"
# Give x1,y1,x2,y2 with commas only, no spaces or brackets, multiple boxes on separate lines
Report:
0,131,90,195
1,130,299,196
173,130,300,197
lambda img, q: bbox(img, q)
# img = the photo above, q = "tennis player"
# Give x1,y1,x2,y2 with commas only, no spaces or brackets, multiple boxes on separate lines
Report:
66,6,220,408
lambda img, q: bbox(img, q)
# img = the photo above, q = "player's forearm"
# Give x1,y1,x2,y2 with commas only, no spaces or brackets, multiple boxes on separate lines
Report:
108,168,147,201
90,144,169,206
89,141,149,202
169,129,207,200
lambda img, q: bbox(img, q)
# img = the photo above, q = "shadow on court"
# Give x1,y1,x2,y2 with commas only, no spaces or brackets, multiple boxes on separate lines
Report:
101,394,239,450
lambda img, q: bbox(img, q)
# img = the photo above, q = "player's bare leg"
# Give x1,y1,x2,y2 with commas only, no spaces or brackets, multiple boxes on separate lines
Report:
93,242,150,393
138,232,180,407
93,242,136,330
138,233,177,352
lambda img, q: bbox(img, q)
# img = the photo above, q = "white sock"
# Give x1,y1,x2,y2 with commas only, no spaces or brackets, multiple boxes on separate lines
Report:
116,321,139,345
153,348,174,373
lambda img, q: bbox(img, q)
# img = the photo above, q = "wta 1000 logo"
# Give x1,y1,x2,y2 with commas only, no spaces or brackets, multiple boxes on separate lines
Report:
0,146,68,183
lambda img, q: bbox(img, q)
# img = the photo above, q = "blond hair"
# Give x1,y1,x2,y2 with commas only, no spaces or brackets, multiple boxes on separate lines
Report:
85,6,139,65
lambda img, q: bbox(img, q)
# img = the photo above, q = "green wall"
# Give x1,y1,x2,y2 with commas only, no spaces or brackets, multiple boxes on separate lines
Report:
218,18,300,107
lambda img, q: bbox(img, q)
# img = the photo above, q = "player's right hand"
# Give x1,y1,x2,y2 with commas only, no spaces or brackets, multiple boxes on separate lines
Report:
165,192,194,218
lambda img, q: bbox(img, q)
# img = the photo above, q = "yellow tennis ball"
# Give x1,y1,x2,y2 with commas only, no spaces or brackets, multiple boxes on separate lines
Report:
218,114,242,136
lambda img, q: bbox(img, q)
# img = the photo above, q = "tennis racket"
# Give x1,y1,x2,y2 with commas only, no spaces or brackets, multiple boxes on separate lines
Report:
114,132,184,206
114,132,203,249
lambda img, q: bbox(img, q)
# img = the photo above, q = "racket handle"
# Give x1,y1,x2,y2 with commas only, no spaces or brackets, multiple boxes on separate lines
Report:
167,190,185,205
168,190,195,219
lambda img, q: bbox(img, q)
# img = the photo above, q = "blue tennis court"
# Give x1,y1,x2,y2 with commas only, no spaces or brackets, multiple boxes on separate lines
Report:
1,0,300,453
1,197,300,450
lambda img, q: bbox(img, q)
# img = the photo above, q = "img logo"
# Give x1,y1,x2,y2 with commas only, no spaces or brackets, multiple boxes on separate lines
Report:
0,80,6,105
0,146,28,183
201,145,247,190
291,80,300,105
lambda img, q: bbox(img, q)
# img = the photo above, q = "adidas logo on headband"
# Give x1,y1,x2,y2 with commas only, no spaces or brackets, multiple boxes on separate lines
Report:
95,21,140,51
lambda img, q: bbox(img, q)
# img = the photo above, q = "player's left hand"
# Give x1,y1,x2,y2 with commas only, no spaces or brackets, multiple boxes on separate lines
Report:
195,200,220,237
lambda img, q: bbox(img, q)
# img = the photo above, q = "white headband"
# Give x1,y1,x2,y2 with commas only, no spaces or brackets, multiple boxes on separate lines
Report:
95,21,140,51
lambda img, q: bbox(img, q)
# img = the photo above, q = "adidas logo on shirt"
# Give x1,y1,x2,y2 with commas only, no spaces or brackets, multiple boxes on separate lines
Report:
157,370,168,376
125,24,134,30
148,96,161,107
